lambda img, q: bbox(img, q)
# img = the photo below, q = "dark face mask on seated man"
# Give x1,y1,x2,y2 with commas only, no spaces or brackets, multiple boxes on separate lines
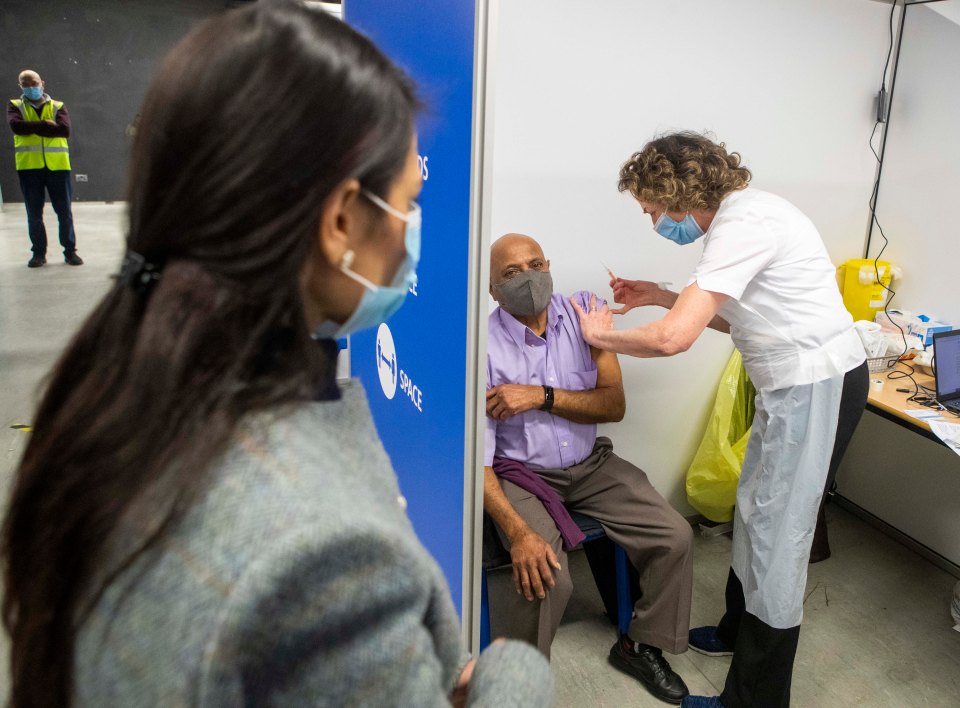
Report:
493,270,553,317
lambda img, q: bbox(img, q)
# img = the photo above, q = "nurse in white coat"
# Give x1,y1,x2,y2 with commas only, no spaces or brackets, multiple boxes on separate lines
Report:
572,132,868,708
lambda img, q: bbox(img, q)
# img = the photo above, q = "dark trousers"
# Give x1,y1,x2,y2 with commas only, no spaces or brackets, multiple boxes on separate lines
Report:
716,361,870,707
811,361,869,555
717,568,800,708
17,168,77,257
822,361,869,498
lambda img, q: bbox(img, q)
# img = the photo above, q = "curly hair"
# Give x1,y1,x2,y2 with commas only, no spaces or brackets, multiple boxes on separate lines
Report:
618,132,752,211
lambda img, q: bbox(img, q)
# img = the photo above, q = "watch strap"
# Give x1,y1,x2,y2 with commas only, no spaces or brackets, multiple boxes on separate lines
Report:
539,385,554,412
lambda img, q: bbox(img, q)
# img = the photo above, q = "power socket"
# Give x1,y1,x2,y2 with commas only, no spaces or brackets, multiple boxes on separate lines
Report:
876,88,890,123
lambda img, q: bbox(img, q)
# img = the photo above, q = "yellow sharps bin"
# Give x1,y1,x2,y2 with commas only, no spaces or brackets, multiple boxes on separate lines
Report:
836,258,894,322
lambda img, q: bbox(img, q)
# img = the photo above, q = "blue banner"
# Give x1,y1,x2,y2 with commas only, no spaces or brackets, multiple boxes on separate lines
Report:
346,0,477,612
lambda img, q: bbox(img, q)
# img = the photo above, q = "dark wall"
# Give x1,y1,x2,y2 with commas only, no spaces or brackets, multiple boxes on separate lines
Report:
0,0,225,203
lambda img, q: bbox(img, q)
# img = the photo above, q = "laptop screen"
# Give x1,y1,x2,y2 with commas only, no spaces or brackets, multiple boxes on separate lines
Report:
934,330,960,400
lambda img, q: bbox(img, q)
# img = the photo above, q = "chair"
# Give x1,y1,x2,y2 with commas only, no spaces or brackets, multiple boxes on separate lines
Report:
479,509,636,650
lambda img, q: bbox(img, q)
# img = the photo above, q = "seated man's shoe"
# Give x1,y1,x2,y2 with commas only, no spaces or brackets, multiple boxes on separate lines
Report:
681,696,725,708
65,252,84,266
609,636,689,705
688,626,734,657
27,255,46,268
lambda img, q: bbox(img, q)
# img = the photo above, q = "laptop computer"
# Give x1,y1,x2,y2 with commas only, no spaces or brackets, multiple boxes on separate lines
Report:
933,329,960,414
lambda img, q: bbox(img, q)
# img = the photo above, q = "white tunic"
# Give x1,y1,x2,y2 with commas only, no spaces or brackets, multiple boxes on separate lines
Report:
689,187,864,391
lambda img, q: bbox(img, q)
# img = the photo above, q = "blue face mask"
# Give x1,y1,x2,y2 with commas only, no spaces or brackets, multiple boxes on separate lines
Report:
22,85,43,101
312,191,421,340
654,211,704,245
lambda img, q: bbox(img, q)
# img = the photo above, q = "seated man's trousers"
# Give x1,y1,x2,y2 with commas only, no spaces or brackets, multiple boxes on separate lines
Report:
489,437,693,657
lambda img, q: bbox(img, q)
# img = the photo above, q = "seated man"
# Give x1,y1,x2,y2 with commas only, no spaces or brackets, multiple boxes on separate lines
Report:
484,234,693,705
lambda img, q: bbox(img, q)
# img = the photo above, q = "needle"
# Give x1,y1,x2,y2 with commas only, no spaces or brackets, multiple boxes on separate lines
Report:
601,260,616,281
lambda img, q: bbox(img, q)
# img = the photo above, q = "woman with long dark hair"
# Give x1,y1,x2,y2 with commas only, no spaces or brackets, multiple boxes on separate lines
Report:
1,2,551,705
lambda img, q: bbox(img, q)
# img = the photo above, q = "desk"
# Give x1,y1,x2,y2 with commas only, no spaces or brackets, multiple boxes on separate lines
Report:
837,361,960,575
865,362,944,444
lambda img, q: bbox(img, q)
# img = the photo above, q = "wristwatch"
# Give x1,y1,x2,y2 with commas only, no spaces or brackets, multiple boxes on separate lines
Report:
539,385,554,412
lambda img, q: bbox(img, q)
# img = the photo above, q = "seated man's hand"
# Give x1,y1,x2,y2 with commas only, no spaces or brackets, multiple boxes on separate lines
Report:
610,277,661,315
451,658,475,708
510,530,561,601
486,384,544,421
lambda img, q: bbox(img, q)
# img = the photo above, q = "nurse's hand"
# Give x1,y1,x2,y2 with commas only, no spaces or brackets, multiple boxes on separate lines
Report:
609,278,661,314
570,294,613,347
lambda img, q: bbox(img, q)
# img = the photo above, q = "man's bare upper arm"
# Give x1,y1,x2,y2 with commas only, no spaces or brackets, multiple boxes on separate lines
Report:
590,346,623,391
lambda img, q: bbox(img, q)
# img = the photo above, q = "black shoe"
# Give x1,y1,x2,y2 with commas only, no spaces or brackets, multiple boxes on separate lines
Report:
688,626,734,657
27,256,46,268
609,636,689,705
65,252,84,266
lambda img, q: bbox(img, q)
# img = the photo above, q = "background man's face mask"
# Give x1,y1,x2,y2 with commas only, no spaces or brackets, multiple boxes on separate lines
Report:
493,269,553,317
22,85,43,101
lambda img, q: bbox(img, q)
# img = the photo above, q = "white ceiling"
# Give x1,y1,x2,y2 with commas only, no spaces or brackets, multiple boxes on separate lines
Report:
867,0,960,26
927,0,960,26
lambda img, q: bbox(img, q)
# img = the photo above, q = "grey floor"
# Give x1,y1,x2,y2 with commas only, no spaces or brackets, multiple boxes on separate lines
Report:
0,202,126,703
542,510,960,707
2,204,960,706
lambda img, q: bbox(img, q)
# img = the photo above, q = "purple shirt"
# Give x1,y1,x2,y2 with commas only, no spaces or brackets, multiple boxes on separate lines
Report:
485,291,605,469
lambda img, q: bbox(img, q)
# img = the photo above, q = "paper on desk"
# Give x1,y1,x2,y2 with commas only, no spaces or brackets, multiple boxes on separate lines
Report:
904,409,945,422
929,420,960,458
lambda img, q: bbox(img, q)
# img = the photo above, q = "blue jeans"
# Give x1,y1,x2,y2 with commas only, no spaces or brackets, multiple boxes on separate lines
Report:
17,168,77,257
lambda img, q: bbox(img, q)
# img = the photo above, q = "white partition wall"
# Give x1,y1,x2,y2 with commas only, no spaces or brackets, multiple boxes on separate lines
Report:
488,0,896,512
838,2,960,570
866,3,960,326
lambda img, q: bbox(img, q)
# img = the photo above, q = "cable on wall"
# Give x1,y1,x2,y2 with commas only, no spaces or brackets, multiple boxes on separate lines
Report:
863,1,934,401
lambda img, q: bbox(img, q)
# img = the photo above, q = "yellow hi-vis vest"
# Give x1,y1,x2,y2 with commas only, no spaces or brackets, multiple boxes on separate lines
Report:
10,98,71,171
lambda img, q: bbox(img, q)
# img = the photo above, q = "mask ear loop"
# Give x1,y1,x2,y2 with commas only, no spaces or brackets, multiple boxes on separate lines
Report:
362,190,421,225
338,248,381,292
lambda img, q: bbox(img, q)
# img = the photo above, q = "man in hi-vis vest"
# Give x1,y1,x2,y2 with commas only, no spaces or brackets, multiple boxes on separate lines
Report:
7,69,82,268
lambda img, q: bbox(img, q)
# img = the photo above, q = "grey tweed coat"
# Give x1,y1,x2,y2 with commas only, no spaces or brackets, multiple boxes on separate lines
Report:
74,382,552,706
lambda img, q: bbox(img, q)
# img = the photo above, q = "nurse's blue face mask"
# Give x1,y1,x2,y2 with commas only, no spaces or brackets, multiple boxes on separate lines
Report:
654,211,704,245
312,190,421,340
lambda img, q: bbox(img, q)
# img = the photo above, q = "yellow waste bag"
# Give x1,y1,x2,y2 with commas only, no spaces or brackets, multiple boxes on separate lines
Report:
685,349,756,523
